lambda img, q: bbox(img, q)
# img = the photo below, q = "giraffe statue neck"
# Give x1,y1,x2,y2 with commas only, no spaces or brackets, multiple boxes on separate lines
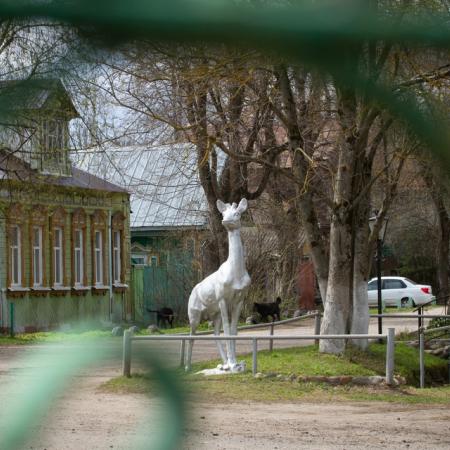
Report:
226,228,247,278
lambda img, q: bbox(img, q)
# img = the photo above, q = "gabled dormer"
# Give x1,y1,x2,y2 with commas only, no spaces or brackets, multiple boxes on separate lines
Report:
0,78,79,176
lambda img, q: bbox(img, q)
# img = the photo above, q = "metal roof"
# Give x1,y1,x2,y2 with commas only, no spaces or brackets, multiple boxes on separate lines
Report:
74,144,209,229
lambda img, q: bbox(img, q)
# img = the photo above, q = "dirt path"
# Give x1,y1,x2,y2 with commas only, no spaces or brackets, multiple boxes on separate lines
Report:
8,374,449,450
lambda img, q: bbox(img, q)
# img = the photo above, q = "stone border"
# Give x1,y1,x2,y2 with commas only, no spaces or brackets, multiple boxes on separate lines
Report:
254,372,406,386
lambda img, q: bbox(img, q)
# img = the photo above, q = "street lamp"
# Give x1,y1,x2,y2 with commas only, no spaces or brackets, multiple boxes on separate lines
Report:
369,214,389,337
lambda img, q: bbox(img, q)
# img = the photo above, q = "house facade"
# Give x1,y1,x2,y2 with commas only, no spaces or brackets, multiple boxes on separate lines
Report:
0,79,131,332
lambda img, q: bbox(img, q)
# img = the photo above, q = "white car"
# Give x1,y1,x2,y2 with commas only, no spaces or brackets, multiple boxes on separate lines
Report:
367,276,434,307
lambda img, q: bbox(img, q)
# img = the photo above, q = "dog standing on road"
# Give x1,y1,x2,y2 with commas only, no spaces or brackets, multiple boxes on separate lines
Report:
253,297,282,322
146,307,174,328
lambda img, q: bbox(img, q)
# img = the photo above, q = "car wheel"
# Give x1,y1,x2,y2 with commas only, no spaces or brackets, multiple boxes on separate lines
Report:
400,297,410,307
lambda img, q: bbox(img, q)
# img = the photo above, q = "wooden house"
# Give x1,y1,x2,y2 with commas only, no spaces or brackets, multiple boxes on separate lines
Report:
0,79,131,332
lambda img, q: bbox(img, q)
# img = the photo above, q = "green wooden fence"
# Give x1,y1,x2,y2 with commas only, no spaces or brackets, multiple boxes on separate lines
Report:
131,263,196,326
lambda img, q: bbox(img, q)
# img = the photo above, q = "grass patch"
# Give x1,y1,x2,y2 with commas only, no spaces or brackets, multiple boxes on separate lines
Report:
369,304,441,314
101,373,450,405
193,345,376,377
185,375,450,404
190,343,447,385
0,329,113,345
99,343,449,405
99,374,154,395
345,343,448,385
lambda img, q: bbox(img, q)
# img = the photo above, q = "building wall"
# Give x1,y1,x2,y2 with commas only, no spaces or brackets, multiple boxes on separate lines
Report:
0,181,131,332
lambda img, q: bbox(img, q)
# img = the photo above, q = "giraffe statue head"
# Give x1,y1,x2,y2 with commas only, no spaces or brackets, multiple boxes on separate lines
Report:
216,198,248,231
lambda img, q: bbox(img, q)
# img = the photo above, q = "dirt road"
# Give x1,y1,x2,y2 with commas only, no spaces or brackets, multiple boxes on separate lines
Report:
2,372,448,450
0,310,448,450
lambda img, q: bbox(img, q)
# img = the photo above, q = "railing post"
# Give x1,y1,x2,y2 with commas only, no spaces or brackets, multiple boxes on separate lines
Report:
269,323,274,352
122,330,132,378
418,306,423,338
252,338,258,376
9,302,14,338
179,339,186,368
386,328,395,385
419,328,425,388
314,312,321,345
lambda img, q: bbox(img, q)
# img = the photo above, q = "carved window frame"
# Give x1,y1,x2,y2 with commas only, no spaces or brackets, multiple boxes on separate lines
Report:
6,203,26,289
50,207,67,289
112,211,126,286
71,208,87,288
91,210,107,288
29,205,48,289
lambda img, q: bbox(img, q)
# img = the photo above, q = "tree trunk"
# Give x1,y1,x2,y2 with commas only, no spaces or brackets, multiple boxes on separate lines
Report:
320,215,353,353
320,88,356,354
435,195,450,312
422,165,450,313
351,213,370,349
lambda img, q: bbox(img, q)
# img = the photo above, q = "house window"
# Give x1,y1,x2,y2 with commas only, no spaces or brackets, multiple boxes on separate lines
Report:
30,205,48,289
150,255,159,267
94,230,103,285
41,119,67,152
39,119,69,174
74,229,83,285
72,208,87,287
112,211,126,286
113,230,121,283
7,204,26,291
10,225,22,287
53,227,63,286
32,226,43,287
131,254,146,266
51,207,66,289
91,210,107,288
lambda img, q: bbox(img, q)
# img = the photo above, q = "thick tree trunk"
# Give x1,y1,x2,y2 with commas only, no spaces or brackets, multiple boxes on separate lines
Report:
320,88,356,354
435,196,450,312
351,220,370,349
320,217,353,353
423,167,450,312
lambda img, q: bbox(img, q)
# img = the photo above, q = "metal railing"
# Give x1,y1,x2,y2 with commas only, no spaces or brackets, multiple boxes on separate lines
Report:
370,313,450,338
122,328,396,385
123,310,450,388
176,311,322,349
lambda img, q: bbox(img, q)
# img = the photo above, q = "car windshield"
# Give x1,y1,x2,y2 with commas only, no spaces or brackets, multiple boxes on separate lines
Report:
404,278,416,285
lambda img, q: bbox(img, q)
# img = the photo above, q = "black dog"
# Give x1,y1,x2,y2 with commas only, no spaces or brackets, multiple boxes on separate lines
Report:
147,307,174,328
253,297,281,322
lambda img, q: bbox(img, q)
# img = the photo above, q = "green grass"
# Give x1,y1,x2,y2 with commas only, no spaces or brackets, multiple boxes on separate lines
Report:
100,343,449,405
100,373,154,394
369,304,441,314
344,343,448,385
193,345,376,377
189,343,447,385
184,375,450,404
0,329,113,345
151,321,248,335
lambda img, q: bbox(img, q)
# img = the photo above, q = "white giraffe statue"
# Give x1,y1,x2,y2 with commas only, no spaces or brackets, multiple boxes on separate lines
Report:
186,198,251,372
